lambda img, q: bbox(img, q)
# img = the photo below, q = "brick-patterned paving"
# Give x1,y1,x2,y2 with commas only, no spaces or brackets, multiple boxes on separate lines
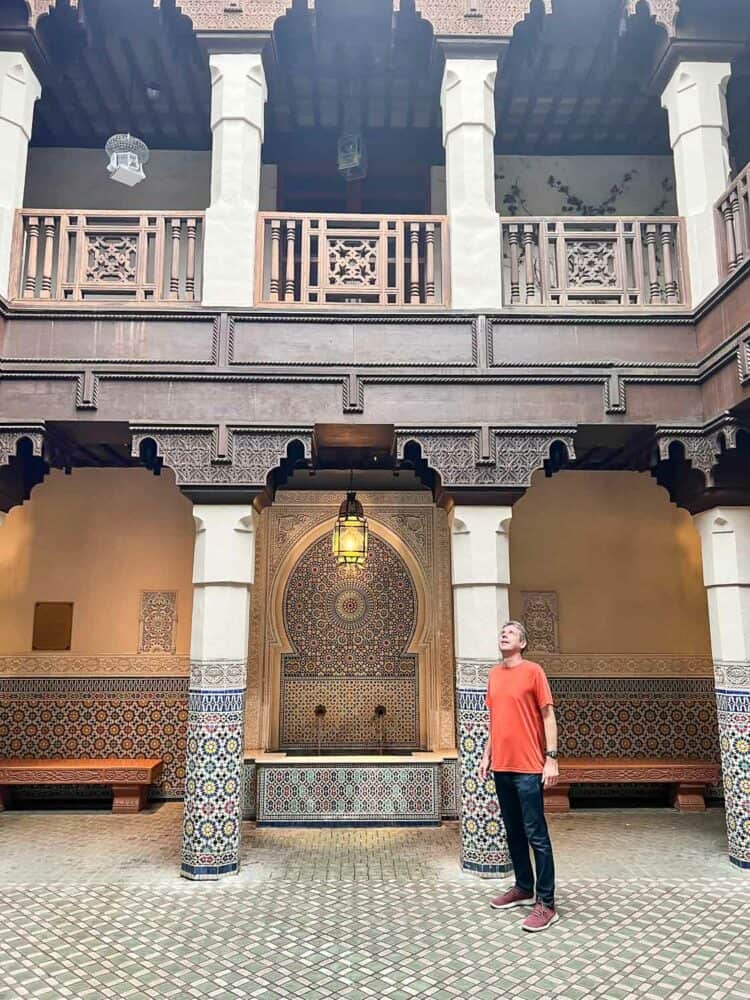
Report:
0,805,748,999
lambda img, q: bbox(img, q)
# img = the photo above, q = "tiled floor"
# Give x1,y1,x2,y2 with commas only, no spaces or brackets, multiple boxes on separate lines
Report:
1,804,749,999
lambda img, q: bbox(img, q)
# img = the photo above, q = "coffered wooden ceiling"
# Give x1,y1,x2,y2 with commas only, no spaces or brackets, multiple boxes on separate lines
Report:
11,0,750,166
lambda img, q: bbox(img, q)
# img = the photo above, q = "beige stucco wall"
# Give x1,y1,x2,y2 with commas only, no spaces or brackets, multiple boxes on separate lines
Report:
0,468,194,653
509,471,711,655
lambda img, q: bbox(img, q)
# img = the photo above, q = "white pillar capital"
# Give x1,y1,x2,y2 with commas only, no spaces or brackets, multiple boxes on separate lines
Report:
660,60,732,305
0,52,41,301
209,52,267,138
202,51,268,308
440,56,502,311
440,58,497,145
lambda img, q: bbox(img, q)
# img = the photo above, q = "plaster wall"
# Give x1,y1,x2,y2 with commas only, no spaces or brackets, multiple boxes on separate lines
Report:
494,155,677,217
0,468,194,654
23,149,279,213
508,470,711,655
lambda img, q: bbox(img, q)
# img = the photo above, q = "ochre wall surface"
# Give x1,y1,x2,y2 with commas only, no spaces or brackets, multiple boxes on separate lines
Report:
509,470,711,656
0,468,194,654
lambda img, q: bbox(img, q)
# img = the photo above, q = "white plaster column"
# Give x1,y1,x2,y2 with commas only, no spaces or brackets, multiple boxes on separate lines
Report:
694,508,750,870
0,53,41,300
202,52,267,308
440,58,503,310
181,504,255,880
451,505,513,875
661,62,732,305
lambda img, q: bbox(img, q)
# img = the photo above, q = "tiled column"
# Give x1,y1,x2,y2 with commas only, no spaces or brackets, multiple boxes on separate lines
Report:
0,53,41,299
202,50,267,308
661,62,732,305
451,505,513,875
694,508,750,870
440,56,502,310
181,505,255,880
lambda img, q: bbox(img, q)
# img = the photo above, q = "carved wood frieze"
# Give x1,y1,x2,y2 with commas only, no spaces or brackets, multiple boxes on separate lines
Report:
556,761,720,784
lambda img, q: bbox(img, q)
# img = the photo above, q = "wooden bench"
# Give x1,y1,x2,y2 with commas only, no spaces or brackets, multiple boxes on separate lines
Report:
543,758,721,813
0,758,163,814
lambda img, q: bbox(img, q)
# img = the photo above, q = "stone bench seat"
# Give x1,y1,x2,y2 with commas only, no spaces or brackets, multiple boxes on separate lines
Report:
0,758,163,814
544,757,721,814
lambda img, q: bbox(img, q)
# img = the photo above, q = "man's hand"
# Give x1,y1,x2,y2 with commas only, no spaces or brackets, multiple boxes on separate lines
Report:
478,747,491,782
542,757,559,788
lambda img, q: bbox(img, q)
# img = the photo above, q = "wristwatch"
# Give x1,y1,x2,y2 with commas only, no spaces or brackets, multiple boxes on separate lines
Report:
545,750,559,759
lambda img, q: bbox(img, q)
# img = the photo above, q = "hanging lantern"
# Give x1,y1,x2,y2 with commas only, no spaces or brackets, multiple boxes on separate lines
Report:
332,491,369,567
337,131,367,182
105,133,150,187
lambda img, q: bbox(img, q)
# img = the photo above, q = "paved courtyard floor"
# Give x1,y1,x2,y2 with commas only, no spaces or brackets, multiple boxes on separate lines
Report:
1,803,749,1000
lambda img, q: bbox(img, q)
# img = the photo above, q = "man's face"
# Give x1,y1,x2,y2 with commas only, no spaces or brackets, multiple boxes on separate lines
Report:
499,624,524,656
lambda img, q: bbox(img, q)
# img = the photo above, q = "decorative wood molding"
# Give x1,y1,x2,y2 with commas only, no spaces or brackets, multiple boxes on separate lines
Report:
0,654,190,677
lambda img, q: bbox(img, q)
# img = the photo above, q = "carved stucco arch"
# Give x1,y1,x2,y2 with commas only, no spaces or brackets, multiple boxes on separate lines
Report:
252,513,447,753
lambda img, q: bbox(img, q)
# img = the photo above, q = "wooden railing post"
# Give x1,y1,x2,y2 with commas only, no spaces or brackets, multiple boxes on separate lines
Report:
644,224,660,304
409,223,420,304
522,224,535,304
284,219,296,302
186,218,197,301
661,223,678,305
169,218,181,300
40,217,56,299
23,216,40,298
425,223,436,305
507,224,520,305
269,219,281,302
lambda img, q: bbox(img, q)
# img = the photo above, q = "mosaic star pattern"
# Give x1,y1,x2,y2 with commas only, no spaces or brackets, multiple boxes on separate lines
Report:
716,689,750,867
257,762,441,826
0,677,188,798
281,532,419,750
181,688,245,880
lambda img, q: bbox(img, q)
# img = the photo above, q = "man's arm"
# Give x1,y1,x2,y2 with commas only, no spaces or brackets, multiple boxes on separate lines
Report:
541,704,559,788
478,714,492,781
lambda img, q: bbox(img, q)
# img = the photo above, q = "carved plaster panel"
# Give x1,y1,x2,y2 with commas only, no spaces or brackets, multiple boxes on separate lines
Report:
0,654,189,677
139,591,177,654
625,0,679,35
714,660,750,691
521,592,559,653
456,653,713,686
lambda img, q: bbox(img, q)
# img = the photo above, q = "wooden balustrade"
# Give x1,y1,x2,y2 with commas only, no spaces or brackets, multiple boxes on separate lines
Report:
500,216,688,308
10,211,204,304
715,162,750,279
256,212,450,307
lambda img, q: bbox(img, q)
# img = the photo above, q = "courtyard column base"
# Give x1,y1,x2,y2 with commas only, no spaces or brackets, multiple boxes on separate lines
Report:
451,507,513,876
181,506,255,881
694,509,750,870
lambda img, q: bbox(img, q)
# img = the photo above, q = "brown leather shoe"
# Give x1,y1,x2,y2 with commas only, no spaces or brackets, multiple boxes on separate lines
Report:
489,886,535,909
522,901,559,932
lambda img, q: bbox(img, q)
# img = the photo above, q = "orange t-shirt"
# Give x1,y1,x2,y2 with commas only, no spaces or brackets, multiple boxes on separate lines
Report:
485,660,554,773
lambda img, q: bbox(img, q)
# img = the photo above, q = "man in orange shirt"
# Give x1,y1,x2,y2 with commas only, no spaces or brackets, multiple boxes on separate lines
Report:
478,620,560,932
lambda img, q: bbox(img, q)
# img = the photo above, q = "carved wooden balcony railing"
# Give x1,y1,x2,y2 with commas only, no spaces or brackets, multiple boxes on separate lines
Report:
500,216,689,309
715,162,750,279
11,210,204,304
256,212,450,307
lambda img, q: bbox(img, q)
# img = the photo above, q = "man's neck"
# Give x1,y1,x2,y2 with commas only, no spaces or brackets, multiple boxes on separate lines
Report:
501,652,525,668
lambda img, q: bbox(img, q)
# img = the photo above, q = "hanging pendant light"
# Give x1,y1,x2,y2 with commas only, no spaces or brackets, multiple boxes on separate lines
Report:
332,472,369,568
105,133,150,187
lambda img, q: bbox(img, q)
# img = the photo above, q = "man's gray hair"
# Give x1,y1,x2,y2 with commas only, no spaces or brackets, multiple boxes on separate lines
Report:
501,620,528,650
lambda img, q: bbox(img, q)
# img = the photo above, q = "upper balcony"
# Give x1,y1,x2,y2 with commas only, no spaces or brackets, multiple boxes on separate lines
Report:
3,0,750,315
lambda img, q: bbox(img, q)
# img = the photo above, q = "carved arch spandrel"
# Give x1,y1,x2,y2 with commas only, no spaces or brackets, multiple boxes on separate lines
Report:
625,0,679,36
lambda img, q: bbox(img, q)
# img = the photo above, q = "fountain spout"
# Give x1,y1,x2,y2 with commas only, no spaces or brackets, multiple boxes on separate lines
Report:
374,704,387,755
314,704,326,756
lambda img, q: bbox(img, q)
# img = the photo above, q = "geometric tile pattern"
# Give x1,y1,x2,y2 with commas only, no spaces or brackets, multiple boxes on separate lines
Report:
1,807,748,1000
552,676,720,761
181,687,245,881
440,755,460,819
138,590,177,654
280,676,418,751
457,686,511,875
281,532,418,750
716,688,750,868
256,762,441,826
0,677,188,798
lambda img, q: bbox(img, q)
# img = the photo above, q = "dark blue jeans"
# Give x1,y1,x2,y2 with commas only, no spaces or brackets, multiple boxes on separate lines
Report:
493,771,555,906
